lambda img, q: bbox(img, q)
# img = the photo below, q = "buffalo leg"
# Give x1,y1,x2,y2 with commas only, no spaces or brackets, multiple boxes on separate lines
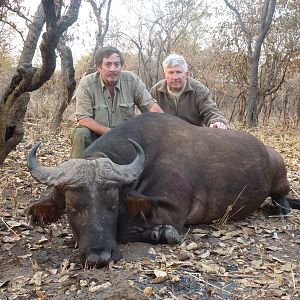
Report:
272,196,291,215
286,198,300,209
128,224,181,244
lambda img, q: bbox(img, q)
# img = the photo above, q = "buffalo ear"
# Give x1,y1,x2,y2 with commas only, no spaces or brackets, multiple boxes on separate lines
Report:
26,191,65,225
123,191,158,217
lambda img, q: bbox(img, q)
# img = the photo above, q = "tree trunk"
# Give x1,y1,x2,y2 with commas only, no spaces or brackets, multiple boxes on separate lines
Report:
224,0,277,128
0,0,81,164
50,38,76,132
238,93,246,124
296,96,300,128
246,56,261,128
0,93,30,160
0,3,45,164
283,96,289,127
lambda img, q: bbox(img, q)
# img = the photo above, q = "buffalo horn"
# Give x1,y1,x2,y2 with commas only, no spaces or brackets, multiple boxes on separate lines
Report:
99,139,145,184
28,139,145,186
27,141,57,184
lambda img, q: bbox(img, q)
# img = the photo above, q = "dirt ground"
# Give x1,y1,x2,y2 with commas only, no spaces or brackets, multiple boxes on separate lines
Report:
0,122,299,300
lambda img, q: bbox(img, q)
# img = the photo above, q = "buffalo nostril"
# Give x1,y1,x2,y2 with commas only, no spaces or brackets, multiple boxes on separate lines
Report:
85,251,111,268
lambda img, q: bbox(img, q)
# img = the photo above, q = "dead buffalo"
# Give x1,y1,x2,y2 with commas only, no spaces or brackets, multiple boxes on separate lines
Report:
27,112,299,267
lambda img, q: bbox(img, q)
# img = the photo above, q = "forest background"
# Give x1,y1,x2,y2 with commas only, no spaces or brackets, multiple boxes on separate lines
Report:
0,0,299,164
0,1,300,299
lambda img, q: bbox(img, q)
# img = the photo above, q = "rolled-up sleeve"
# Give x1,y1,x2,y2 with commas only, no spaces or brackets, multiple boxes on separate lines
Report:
75,78,94,121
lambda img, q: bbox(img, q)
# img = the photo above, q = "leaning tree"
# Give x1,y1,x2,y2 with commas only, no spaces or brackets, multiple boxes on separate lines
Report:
0,0,81,164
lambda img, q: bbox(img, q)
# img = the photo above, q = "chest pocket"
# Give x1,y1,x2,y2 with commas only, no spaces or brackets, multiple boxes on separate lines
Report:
93,104,109,127
119,102,135,121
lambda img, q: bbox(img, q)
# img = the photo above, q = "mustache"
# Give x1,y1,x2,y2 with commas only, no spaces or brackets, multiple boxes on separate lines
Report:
108,72,119,76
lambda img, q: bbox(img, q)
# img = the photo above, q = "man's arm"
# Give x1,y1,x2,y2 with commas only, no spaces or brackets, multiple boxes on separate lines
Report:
78,117,111,135
75,74,112,135
149,102,164,113
195,85,228,129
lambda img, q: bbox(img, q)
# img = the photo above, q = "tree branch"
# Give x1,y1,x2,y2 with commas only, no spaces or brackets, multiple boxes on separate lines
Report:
223,0,253,56
0,19,26,43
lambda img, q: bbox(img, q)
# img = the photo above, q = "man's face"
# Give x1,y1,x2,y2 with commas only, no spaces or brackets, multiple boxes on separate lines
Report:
98,53,122,85
164,65,188,92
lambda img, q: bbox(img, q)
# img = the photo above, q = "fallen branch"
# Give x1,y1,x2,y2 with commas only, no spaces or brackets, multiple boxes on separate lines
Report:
291,187,299,198
1,217,20,238
215,185,247,228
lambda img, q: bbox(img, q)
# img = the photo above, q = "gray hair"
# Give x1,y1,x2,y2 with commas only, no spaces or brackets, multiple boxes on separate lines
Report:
162,54,188,72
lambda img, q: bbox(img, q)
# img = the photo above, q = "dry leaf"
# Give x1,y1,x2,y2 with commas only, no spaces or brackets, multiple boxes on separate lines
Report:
200,262,222,274
30,271,43,286
57,275,69,283
5,220,24,228
199,250,210,259
266,245,281,251
152,276,167,284
88,282,112,292
144,286,154,296
2,235,21,243
236,278,261,288
241,227,256,236
154,269,167,278
177,250,191,261
18,253,32,259
186,242,199,250
37,236,48,244
80,280,88,287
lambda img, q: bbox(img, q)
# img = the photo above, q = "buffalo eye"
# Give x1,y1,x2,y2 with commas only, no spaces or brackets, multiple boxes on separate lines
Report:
101,188,119,210
65,202,81,216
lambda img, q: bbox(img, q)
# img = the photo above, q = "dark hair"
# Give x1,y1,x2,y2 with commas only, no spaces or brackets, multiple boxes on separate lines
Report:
94,46,124,67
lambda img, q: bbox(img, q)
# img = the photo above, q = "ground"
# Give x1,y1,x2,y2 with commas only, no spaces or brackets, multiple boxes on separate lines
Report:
0,121,299,300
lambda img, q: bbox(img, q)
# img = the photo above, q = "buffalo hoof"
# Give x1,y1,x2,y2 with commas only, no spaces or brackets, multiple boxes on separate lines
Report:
162,225,181,244
273,196,291,215
147,225,181,244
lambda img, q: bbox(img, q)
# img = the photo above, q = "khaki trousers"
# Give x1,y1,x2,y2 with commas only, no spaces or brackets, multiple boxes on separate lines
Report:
70,126,100,158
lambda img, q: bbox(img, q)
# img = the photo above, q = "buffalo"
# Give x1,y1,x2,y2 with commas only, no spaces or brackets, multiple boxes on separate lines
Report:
27,112,299,267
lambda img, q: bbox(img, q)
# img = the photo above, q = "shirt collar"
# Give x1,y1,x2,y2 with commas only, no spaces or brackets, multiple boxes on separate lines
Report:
167,81,186,97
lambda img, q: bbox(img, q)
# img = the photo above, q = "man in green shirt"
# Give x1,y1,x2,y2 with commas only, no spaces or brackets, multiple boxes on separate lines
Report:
70,46,163,158
151,54,227,129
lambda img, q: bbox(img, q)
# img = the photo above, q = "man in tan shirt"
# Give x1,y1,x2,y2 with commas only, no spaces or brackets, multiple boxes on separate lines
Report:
71,46,163,158
151,54,227,129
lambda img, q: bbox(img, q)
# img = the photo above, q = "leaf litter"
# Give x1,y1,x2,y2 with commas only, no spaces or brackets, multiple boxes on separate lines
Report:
0,121,299,299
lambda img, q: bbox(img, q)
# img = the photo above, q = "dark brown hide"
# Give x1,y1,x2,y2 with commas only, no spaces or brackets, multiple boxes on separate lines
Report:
27,113,297,267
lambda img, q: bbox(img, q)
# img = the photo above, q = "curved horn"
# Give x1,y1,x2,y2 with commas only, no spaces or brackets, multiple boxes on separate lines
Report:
99,139,145,184
27,142,89,187
28,139,145,187
27,142,57,185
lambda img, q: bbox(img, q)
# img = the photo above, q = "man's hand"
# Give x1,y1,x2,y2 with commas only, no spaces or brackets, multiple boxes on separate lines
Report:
78,117,111,135
209,122,227,129
149,102,164,113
